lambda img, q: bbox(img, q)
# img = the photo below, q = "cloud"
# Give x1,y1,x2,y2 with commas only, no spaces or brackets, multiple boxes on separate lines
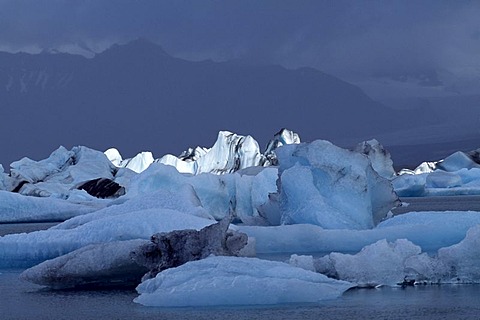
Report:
1,0,480,77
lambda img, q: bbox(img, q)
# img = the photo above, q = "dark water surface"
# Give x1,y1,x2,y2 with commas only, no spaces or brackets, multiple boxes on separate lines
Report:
1,269,480,320
2,222,480,319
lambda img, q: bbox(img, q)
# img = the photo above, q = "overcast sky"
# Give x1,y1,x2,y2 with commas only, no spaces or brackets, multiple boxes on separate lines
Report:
1,0,480,82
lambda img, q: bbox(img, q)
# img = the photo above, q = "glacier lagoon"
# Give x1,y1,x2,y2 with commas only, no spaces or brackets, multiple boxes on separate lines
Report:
1,130,480,315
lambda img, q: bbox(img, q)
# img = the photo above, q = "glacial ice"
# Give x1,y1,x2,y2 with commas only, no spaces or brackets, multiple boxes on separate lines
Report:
355,139,396,180
0,190,98,223
107,129,301,175
131,217,249,280
239,211,480,254
395,149,480,196
274,140,399,229
20,239,149,289
1,130,479,305
315,239,423,286
6,146,117,199
104,149,154,173
125,162,278,223
313,224,480,286
0,208,214,268
437,224,480,283
134,256,354,307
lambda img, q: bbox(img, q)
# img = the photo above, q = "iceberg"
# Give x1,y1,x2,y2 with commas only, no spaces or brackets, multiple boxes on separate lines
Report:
20,239,149,289
125,162,278,223
104,149,154,173
315,239,422,287
274,140,399,229
239,211,480,254
7,146,118,199
0,208,214,268
107,129,301,175
437,224,480,283
131,217,249,280
355,139,396,180
134,256,353,307
313,224,480,286
395,148,480,197
0,190,98,223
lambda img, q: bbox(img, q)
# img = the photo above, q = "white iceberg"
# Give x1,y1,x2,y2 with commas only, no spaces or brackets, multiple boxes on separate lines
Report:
105,149,154,173
134,256,353,307
437,224,480,283
107,129,301,175
315,239,422,286
313,224,480,286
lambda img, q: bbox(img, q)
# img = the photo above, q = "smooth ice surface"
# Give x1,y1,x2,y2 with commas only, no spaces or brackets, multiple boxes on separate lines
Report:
134,256,353,307
275,140,399,229
0,190,98,223
53,186,213,230
239,211,480,254
0,209,214,268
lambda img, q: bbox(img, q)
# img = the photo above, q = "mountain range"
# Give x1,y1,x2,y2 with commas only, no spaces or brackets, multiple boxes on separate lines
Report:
0,38,472,167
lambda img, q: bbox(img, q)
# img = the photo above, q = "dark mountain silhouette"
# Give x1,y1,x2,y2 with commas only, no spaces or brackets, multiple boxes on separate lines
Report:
0,38,403,167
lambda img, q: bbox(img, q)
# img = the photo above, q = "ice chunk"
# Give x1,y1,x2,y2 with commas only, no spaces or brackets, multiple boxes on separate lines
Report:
436,151,480,172
104,148,123,167
438,225,480,283
159,131,265,175
275,140,399,229
121,152,154,173
289,254,315,272
315,239,422,286
54,185,212,230
126,163,278,224
239,211,480,254
355,139,396,179
392,173,427,197
263,128,301,165
8,146,117,199
134,256,353,307
105,148,154,173
0,190,97,223
0,208,214,268
425,171,462,188
131,217,248,280
10,146,75,185
313,225,480,286
20,239,148,289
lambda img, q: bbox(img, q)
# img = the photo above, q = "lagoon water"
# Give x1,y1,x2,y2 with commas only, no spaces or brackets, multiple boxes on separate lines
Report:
1,223,480,319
